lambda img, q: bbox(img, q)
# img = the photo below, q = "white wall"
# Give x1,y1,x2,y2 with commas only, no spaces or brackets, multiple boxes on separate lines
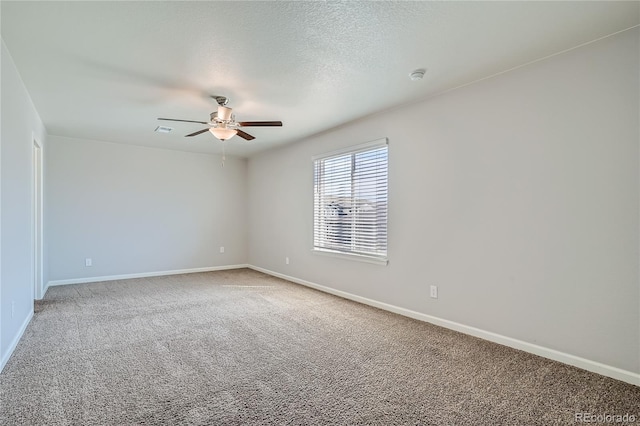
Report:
248,29,640,376
46,136,247,282
1,41,48,369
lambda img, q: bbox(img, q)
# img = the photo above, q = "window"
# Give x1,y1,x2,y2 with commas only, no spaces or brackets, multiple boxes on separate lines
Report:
313,139,388,264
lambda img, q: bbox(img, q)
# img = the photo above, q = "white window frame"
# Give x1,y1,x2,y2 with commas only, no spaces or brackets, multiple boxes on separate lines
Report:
312,138,388,265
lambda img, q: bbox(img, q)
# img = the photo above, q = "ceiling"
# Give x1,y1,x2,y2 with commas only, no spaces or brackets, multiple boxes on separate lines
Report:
2,1,638,157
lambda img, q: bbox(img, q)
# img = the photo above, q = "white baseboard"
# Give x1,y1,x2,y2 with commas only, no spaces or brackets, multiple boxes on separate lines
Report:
0,309,34,374
47,264,249,287
41,280,51,299
248,265,640,387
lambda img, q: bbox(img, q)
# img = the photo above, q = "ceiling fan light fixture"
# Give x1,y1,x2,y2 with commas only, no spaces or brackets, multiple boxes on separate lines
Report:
209,127,237,141
159,96,281,142
218,106,233,121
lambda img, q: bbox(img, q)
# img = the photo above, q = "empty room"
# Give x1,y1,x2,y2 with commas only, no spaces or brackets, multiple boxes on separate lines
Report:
1,1,639,424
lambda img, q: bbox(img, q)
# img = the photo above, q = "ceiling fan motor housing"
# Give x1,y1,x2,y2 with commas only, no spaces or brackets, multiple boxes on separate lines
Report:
210,110,234,124
218,106,233,121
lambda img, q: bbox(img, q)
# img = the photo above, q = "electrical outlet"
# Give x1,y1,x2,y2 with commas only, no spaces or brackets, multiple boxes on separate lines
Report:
220,246,225,254
85,258,92,267
11,301,15,318
285,257,290,265
430,285,438,299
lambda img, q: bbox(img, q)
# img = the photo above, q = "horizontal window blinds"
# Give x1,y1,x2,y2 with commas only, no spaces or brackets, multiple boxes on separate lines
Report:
313,140,388,260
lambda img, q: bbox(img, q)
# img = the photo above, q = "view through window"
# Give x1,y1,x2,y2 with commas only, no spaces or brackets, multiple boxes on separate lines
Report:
313,139,388,262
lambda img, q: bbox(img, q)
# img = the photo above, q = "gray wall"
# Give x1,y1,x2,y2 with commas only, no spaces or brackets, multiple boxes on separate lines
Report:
46,136,248,281
247,29,639,373
1,41,48,367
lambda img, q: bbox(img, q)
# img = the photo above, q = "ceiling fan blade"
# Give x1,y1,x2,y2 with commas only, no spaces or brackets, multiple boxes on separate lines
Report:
185,128,211,137
158,118,209,125
238,121,283,127
236,129,255,141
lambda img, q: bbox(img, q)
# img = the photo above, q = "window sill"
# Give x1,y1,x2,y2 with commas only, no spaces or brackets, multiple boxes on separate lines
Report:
311,248,388,266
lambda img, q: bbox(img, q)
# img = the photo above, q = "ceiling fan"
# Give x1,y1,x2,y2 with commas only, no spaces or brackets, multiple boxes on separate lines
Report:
158,96,282,142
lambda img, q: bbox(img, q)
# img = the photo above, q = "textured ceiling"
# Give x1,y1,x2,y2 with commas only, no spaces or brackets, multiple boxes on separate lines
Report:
2,1,639,157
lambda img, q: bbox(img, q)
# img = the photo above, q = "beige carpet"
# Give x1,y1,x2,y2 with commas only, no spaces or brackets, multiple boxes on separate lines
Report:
1,268,638,425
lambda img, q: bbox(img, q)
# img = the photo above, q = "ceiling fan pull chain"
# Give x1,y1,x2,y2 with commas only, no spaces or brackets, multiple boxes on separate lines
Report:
222,142,226,167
